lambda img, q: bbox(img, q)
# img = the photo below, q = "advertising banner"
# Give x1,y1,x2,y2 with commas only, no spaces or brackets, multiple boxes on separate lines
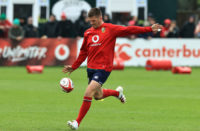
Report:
77,38,200,67
1,38,200,67
114,38,200,66
0,38,77,66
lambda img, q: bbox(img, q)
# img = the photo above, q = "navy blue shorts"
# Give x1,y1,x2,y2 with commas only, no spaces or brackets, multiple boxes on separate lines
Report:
87,68,111,85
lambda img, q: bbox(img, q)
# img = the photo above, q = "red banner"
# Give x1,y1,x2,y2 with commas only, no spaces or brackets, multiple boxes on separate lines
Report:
0,38,77,66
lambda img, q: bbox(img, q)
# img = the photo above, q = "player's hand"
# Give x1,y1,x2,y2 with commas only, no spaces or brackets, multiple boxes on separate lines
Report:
151,23,163,33
63,65,74,75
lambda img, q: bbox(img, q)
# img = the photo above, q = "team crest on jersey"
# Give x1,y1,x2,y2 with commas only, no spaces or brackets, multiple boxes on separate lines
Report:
101,27,105,33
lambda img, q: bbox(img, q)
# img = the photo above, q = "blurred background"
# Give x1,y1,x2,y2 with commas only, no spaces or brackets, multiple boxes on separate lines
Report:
1,1,200,131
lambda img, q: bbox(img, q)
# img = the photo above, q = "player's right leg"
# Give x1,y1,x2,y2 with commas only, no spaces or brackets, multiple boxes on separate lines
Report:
67,120,78,130
67,80,101,130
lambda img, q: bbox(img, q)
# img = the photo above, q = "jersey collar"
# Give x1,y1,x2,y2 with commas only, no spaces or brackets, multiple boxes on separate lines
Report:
92,22,105,30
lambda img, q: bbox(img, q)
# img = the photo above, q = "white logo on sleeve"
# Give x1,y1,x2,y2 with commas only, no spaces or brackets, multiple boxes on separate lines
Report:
92,35,99,43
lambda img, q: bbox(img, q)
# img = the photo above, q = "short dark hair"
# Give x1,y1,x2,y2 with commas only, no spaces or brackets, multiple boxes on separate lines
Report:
88,8,102,17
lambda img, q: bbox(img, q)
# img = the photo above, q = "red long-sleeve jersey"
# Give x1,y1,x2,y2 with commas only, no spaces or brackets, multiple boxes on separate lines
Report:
72,23,152,72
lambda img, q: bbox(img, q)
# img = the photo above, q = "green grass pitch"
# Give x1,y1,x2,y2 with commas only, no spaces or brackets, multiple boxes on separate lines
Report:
0,67,200,131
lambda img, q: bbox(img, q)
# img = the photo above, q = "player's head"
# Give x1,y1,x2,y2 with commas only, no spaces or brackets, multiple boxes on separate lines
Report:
88,8,103,29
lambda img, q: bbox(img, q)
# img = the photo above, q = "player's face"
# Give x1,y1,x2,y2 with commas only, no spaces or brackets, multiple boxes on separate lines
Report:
88,16,102,28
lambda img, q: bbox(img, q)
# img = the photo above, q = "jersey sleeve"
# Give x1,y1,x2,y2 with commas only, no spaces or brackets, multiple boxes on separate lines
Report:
71,33,88,70
111,24,152,37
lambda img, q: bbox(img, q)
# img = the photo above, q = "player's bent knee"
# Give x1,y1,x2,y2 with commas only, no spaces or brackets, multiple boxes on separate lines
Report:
93,93,103,100
84,81,102,97
84,86,97,97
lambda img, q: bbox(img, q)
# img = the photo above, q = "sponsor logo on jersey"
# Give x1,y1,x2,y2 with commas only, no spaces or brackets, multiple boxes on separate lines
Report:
92,35,99,43
91,35,102,47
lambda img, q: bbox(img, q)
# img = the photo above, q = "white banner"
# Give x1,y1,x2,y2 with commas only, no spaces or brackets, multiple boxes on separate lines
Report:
96,0,108,7
0,0,9,6
136,0,147,7
38,0,49,6
77,38,200,67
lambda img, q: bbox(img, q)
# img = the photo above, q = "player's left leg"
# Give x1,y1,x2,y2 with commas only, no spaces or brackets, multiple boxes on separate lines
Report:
94,86,126,103
94,88,118,99
92,70,126,103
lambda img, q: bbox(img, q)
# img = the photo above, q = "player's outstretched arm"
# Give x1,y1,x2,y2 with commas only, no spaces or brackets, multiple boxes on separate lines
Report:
62,31,88,75
63,65,74,75
66,32,88,72
111,23,163,37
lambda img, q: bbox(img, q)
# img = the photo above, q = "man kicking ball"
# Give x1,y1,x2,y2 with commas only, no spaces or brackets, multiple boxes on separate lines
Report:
63,8,162,130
